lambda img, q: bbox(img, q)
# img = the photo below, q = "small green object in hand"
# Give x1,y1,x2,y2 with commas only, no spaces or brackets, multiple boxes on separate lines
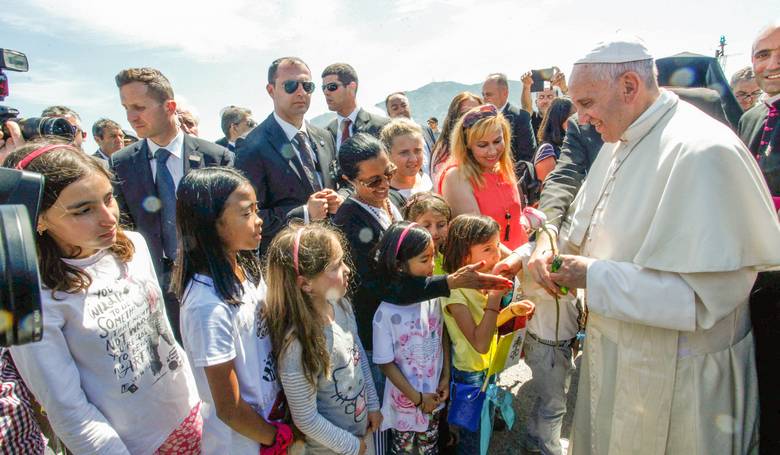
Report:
550,256,569,295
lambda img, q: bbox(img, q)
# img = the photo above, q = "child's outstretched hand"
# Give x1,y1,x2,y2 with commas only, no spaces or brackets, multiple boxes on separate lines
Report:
366,410,383,434
420,392,439,414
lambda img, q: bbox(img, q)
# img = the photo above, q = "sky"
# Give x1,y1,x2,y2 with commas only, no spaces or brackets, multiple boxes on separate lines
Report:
1,0,775,152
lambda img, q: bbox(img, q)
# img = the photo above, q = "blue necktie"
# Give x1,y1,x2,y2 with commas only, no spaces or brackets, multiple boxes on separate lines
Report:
293,131,323,191
154,148,177,259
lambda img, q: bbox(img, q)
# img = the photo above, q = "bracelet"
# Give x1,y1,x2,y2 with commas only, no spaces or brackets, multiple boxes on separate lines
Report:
485,307,500,315
415,391,423,407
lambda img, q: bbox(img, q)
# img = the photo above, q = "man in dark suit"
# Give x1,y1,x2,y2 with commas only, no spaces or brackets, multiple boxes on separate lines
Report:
110,67,233,340
236,57,342,253
482,73,537,165
322,63,389,149
91,118,125,163
215,105,255,152
737,24,780,455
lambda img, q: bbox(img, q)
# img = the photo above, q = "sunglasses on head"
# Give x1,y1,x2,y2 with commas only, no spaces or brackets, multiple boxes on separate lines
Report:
322,82,345,92
282,80,316,94
356,165,397,189
462,104,498,129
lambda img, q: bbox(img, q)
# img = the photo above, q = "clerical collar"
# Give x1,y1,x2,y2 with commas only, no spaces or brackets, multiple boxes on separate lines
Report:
146,129,184,159
273,111,308,142
337,108,359,125
619,89,677,146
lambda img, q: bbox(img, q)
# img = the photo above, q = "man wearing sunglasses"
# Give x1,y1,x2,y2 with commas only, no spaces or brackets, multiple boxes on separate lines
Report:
216,105,256,152
235,57,341,253
322,63,389,149
41,105,86,150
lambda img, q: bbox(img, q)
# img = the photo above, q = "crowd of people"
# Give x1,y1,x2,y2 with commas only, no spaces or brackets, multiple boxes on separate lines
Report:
0,23,779,455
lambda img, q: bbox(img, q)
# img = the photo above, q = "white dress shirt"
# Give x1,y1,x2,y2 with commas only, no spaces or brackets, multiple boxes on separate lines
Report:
146,129,185,189
336,108,359,148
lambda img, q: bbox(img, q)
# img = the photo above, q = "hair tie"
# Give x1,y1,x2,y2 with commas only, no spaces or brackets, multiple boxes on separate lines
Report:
395,222,418,258
293,228,304,275
15,144,67,170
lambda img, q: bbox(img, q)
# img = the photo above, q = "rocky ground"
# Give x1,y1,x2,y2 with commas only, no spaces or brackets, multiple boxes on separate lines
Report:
489,354,581,454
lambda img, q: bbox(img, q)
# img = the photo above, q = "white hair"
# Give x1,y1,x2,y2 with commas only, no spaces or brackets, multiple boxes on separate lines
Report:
575,60,659,89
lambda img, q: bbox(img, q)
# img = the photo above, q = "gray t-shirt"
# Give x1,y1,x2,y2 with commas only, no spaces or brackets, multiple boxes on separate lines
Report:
279,299,379,455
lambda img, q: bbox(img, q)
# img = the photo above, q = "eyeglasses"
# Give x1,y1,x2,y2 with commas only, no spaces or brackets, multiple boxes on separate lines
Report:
356,165,397,189
322,82,345,92
282,80,316,94
462,104,498,129
735,89,762,101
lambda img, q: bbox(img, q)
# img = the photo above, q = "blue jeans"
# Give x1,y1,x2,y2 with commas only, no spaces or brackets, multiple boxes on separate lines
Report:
451,367,495,455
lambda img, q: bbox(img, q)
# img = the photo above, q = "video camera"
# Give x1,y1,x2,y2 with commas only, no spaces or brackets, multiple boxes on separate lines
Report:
0,49,74,141
0,48,46,347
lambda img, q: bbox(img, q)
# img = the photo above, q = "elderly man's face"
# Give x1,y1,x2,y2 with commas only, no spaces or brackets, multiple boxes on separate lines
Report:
733,79,762,111
482,79,508,109
569,66,628,143
752,26,780,96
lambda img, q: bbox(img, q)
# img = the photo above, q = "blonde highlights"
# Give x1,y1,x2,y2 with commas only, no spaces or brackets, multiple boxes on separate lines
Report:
450,109,516,188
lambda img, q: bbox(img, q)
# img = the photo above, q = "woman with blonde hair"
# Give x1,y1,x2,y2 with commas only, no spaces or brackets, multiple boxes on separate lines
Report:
439,104,528,250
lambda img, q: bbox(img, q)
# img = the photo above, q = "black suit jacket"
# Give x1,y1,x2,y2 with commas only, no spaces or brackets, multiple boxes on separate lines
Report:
110,134,234,275
326,108,390,144
502,102,537,164
215,136,235,151
739,103,780,196
235,113,337,252
538,117,604,229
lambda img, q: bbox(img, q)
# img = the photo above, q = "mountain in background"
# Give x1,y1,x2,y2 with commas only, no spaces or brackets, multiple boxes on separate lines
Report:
310,79,524,129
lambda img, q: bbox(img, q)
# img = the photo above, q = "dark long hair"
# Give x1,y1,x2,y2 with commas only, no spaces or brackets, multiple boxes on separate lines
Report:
4,142,135,295
172,167,261,305
431,92,483,172
537,97,574,147
442,214,499,273
372,221,432,280
338,133,386,181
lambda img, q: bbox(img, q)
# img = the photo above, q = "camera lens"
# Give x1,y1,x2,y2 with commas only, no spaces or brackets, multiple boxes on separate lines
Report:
19,117,75,141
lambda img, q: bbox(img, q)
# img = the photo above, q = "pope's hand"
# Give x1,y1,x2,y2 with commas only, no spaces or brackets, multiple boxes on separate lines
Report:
548,254,594,290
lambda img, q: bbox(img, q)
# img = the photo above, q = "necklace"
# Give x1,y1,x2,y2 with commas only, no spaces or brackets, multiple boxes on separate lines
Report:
357,196,396,224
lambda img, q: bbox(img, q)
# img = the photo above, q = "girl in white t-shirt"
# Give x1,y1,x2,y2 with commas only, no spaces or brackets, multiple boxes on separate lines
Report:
371,221,451,454
6,143,200,454
172,167,292,455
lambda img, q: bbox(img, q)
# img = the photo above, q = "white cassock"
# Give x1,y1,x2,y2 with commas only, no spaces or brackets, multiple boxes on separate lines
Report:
560,90,780,454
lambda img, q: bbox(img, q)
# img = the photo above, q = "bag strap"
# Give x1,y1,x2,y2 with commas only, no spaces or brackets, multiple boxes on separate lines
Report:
480,330,499,392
